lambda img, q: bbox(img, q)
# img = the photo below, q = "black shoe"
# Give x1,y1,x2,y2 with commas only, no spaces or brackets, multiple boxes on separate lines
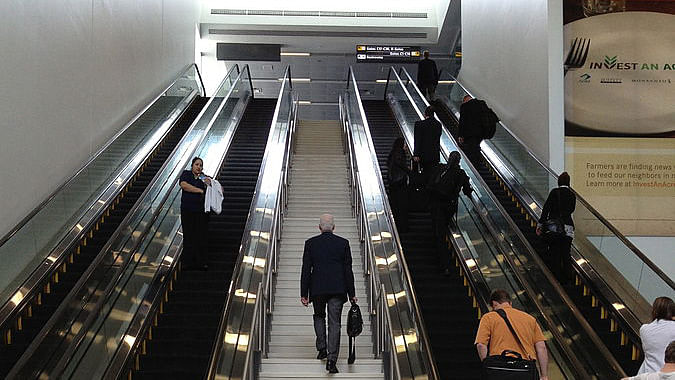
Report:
326,360,339,373
317,349,327,360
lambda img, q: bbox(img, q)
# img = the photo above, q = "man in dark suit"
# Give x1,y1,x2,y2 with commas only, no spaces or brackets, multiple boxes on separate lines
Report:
413,105,442,175
300,214,357,374
458,95,485,165
417,50,439,101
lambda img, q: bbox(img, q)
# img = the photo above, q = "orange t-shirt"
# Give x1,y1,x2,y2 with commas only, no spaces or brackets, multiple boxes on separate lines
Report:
474,305,546,360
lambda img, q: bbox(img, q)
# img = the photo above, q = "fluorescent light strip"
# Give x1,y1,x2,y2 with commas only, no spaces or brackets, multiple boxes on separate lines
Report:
278,78,311,82
280,52,311,56
437,80,456,84
376,79,388,83
298,100,312,105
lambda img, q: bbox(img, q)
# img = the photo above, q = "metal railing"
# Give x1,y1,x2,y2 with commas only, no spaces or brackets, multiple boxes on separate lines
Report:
341,66,438,380
432,69,672,345
7,64,250,379
207,66,297,380
385,66,626,379
0,63,204,346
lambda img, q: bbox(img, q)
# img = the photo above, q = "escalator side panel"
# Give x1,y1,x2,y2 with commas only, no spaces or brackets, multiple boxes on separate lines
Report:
134,98,277,379
0,97,208,378
362,100,482,379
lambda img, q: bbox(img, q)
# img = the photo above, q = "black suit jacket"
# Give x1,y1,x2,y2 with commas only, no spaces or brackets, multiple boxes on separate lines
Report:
539,186,576,226
417,58,439,85
301,232,355,301
413,118,442,164
458,99,484,140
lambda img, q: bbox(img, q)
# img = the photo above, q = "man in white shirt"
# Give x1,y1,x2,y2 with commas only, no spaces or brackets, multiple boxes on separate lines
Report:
623,341,675,380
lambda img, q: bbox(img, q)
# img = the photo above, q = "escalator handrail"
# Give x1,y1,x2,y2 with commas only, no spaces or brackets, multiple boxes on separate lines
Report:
96,64,247,380
347,66,439,379
390,66,626,378
0,63,204,248
206,66,295,380
7,64,242,378
0,63,208,332
439,93,646,337
438,72,673,291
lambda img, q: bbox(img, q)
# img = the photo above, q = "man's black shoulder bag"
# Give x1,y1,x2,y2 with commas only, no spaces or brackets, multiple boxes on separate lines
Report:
481,309,539,380
347,302,363,364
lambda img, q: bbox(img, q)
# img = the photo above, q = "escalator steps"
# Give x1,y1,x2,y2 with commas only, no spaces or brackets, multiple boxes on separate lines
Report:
362,100,482,379
0,97,208,378
434,101,641,375
133,98,276,379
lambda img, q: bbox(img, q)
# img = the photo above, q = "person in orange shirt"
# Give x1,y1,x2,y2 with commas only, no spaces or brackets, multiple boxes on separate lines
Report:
475,289,549,380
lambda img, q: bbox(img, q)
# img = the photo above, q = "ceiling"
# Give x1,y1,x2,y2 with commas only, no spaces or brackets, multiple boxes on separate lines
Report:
198,0,461,120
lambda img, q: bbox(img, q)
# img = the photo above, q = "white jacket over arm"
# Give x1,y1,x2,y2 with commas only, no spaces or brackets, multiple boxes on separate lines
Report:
204,179,224,214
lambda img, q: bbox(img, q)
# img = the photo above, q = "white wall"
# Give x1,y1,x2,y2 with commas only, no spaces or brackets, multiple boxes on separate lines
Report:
459,0,564,171
0,0,199,237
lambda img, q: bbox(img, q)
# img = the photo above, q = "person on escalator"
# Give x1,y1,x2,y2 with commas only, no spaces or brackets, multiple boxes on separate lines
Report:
179,157,211,271
475,289,549,380
387,137,411,233
636,297,675,375
536,172,576,287
458,95,499,166
413,105,442,176
417,50,439,101
427,151,472,274
624,340,675,380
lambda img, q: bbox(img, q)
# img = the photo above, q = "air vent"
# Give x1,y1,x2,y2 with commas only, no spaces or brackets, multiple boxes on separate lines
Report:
356,12,391,18
392,12,428,18
211,9,428,19
209,29,427,38
211,9,246,15
247,9,282,16
320,11,356,17
283,10,320,17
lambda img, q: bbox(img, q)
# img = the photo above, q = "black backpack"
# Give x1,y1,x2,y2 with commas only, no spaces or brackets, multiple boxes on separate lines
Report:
428,167,460,202
347,302,363,364
477,100,499,140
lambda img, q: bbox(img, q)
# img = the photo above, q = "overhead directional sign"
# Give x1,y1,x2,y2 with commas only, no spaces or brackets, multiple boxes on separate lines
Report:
356,45,421,63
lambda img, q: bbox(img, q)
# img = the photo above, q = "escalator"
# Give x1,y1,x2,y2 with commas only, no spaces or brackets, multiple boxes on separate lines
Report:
134,98,276,379
433,95,641,374
362,100,482,379
0,93,207,377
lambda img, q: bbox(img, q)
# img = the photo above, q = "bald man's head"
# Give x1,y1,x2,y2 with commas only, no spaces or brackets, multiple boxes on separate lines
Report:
319,214,335,232
463,95,473,103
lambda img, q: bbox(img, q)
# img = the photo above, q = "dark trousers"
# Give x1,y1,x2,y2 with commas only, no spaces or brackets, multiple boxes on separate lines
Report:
181,210,208,268
430,201,455,269
312,295,345,361
460,137,483,167
546,236,573,286
389,180,409,232
419,83,436,101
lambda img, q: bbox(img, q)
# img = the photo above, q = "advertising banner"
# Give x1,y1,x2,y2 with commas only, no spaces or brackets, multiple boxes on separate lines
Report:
563,1,675,235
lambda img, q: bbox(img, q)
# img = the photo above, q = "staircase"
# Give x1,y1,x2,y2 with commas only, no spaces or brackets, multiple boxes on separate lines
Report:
259,120,384,379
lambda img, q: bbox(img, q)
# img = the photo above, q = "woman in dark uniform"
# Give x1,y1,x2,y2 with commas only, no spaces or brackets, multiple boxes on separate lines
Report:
179,157,211,270
537,172,576,286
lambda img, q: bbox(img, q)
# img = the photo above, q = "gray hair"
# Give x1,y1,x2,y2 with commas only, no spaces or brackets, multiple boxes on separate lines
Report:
319,214,335,232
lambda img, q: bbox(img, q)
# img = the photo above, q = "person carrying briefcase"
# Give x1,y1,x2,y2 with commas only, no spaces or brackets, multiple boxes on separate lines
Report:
475,289,550,380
